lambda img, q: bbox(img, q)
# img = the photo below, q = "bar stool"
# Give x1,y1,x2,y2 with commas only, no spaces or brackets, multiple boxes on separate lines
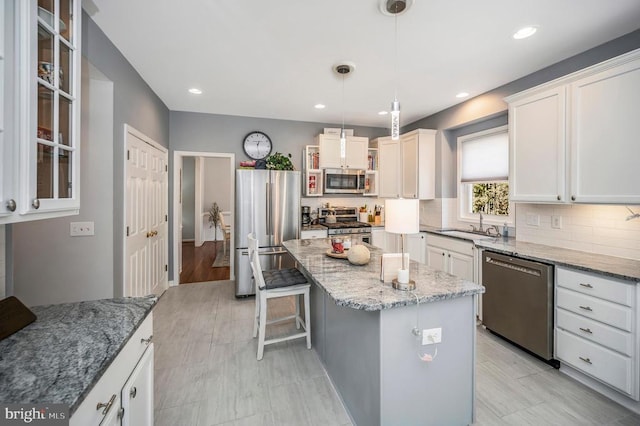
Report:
247,233,311,360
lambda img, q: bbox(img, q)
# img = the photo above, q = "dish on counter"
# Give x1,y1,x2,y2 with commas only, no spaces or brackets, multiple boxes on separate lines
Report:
326,249,349,259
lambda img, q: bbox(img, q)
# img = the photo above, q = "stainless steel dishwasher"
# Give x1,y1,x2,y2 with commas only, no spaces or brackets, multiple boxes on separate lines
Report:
482,251,555,362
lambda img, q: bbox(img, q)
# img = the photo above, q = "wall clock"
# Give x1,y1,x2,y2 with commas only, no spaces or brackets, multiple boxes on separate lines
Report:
243,131,272,160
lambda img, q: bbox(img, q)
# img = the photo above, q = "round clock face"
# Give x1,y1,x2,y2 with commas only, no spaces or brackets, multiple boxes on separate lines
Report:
243,131,272,160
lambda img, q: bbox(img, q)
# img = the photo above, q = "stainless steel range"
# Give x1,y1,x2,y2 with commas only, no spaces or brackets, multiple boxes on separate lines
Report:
318,207,372,244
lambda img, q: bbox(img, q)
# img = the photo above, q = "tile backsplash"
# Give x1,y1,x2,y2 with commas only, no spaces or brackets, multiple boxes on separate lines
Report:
0,225,5,299
516,204,640,260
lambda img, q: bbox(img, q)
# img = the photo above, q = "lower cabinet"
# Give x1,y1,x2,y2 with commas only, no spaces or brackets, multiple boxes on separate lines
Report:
70,314,154,426
555,267,638,400
406,233,426,264
425,234,474,282
301,229,327,239
370,229,426,264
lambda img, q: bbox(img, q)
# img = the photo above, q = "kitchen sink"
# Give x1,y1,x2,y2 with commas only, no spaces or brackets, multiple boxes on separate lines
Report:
436,229,495,240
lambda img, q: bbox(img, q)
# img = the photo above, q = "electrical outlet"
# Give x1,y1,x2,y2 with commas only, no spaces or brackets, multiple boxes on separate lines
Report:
70,221,95,236
526,213,540,226
422,327,442,345
551,215,563,229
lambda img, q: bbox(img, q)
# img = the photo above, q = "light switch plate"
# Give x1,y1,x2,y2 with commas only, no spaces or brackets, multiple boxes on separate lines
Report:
526,213,540,226
422,327,442,345
551,215,563,229
70,221,95,236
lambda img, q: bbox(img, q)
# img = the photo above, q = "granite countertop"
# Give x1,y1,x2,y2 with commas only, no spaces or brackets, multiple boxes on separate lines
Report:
418,225,639,282
283,239,484,311
0,296,157,415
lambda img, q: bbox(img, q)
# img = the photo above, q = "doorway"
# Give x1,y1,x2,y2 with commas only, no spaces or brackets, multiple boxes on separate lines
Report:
173,151,235,285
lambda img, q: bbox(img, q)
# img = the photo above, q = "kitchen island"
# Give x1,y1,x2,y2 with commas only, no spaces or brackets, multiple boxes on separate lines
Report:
283,239,484,426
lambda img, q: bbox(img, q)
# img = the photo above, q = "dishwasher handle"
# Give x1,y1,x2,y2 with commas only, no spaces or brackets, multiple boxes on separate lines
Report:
485,256,542,277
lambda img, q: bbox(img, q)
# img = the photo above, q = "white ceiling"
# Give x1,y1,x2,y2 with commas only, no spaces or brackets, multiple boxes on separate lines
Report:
86,0,640,128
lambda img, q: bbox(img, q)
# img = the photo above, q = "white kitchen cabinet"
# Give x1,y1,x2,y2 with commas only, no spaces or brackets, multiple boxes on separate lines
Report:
506,49,640,204
377,136,400,198
301,229,327,239
401,129,436,200
406,232,426,264
377,130,436,199
371,228,385,249
425,234,474,282
317,134,368,170
508,86,567,202
121,344,154,426
0,0,82,224
70,314,154,426
303,145,322,196
555,267,638,400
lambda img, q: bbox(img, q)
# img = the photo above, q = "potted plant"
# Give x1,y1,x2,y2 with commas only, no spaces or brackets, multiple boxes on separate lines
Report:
265,152,295,170
208,202,221,241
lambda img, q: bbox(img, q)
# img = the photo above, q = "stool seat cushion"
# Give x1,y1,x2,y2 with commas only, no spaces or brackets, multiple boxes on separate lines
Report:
261,268,308,290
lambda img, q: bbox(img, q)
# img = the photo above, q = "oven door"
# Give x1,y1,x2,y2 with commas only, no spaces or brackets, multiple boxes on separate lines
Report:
352,233,372,246
324,169,364,194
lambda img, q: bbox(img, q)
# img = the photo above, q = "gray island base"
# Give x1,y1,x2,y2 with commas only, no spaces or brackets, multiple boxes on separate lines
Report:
283,239,485,426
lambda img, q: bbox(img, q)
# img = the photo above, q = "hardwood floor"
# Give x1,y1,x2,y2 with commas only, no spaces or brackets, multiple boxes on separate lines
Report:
180,241,230,284
153,281,640,425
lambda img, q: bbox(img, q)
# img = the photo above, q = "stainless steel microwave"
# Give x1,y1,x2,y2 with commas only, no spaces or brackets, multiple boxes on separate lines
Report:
323,169,365,194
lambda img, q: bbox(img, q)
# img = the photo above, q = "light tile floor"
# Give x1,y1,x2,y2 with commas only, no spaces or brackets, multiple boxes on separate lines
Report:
153,281,639,425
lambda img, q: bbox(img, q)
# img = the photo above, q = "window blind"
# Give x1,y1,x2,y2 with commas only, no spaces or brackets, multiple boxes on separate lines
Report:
460,130,508,182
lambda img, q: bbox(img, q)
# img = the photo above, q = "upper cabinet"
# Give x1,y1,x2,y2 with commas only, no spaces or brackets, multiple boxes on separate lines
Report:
377,129,436,199
506,49,640,204
0,0,82,224
317,134,368,170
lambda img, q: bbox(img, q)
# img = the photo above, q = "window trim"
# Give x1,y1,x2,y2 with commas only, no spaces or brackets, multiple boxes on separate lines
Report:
457,125,514,225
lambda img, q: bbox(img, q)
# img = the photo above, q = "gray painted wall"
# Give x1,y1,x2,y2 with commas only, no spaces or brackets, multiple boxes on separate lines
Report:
404,29,640,198
181,157,195,240
10,11,170,304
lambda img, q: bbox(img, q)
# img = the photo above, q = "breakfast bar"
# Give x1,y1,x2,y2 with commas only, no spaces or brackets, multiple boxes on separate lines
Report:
283,239,485,426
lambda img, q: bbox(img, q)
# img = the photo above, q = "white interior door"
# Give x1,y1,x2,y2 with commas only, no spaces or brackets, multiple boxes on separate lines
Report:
125,126,168,297
178,158,183,274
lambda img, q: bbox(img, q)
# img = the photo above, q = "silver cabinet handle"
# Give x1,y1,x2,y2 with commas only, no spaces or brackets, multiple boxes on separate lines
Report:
571,195,576,201
32,199,40,209
141,335,153,345
6,199,16,212
557,195,561,201
579,327,592,334
96,394,116,415
117,407,125,420
579,283,593,289
579,356,592,365
130,387,137,398
579,305,593,312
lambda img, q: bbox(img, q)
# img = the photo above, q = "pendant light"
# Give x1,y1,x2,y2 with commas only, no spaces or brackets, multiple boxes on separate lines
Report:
384,0,408,140
333,63,354,153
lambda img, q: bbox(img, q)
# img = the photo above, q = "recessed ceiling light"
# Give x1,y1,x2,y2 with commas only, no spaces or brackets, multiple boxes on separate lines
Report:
314,104,326,109
513,26,537,40
188,88,202,95
456,92,469,98
378,111,388,115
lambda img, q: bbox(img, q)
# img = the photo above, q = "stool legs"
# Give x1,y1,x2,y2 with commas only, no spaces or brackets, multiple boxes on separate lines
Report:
304,289,311,349
257,292,267,361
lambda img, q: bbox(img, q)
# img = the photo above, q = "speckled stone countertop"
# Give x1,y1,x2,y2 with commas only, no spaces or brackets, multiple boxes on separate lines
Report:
283,239,484,311
0,296,156,415
418,225,639,282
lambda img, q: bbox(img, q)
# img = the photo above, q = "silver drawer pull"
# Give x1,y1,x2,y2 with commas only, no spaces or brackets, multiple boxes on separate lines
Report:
130,386,137,398
141,335,153,345
579,305,592,312
96,394,117,415
579,327,592,334
579,283,593,289
579,356,592,365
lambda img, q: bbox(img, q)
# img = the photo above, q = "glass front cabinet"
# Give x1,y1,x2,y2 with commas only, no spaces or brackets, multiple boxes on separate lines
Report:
0,0,81,224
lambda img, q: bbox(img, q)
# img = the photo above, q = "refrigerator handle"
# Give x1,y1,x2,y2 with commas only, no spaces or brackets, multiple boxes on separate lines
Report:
265,182,271,236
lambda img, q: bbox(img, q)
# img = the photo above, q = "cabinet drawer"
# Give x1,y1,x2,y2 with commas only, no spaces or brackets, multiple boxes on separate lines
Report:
556,267,635,307
300,229,327,239
556,308,633,356
556,288,632,331
556,329,633,396
425,234,474,256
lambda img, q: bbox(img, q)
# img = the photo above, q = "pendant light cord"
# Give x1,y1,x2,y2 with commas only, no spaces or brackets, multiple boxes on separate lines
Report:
394,10,398,101
342,73,345,131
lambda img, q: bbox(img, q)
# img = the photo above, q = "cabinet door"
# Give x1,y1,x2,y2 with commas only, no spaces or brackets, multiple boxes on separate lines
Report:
344,136,368,170
426,246,447,272
378,137,401,198
0,2,14,220
570,57,640,203
406,233,426,264
121,345,154,426
401,133,418,198
385,232,399,252
508,86,566,202
448,251,474,281
371,229,385,249
318,134,342,168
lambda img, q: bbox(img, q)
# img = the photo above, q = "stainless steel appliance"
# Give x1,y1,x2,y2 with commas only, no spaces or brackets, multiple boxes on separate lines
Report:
318,207,372,244
301,206,311,225
323,169,365,194
235,169,300,297
482,251,555,361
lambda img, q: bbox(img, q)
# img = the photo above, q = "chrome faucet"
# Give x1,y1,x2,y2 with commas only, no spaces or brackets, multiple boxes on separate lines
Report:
469,211,485,233
486,225,501,237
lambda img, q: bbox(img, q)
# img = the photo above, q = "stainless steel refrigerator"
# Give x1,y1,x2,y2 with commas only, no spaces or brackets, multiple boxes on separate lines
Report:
234,169,301,296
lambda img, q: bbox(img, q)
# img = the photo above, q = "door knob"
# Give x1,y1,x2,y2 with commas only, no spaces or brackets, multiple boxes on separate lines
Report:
6,199,16,212
32,199,40,209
